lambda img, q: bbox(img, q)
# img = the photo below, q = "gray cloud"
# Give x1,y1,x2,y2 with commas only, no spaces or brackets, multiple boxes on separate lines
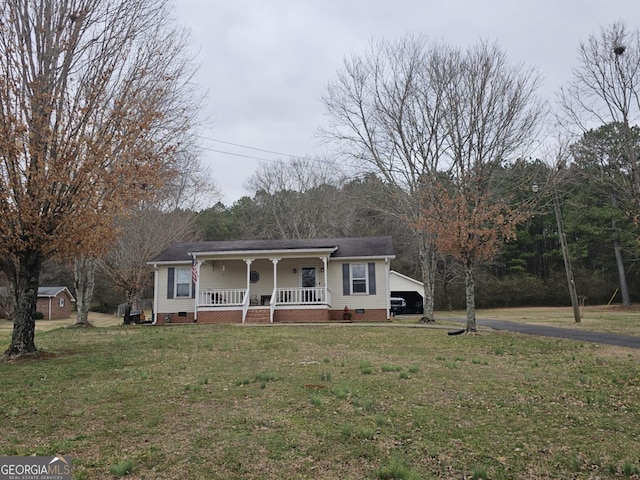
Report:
175,0,640,204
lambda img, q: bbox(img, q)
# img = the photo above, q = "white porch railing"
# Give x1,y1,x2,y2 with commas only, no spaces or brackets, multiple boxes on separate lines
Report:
274,287,328,305
199,289,246,306
198,287,332,309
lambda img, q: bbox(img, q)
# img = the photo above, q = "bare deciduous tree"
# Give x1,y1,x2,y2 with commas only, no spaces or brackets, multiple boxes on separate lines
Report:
420,41,545,331
0,0,200,358
152,150,219,212
559,21,640,215
245,157,347,239
99,209,200,315
73,149,217,327
0,276,14,320
322,37,544,324
74,256,97,326
322,36,451,322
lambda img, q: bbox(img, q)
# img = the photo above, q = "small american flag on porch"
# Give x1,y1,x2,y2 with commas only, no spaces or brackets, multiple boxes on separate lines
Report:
191,254,198,284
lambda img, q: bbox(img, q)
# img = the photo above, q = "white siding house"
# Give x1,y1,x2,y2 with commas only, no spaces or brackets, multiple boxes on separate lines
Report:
148,237,395,324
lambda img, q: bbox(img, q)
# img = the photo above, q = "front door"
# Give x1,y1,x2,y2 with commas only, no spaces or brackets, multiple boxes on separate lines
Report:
301,267,316,302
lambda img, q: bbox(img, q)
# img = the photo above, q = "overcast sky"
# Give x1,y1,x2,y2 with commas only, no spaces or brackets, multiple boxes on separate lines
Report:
173,0,640,205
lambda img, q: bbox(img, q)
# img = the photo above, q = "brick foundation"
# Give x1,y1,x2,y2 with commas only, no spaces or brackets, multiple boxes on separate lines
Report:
197,310,243,324
274,308,330,323
156,312,195,325
155,308,389,325
329,308,388,322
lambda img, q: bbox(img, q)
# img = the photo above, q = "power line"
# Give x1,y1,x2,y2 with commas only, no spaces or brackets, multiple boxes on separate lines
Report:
194,134,379,193
196,135,340,168
201,135,303,159
195,145,275,162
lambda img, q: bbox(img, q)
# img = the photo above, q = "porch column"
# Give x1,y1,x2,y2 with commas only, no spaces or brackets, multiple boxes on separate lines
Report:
271,258,280,294
193,257,202,322
244,258,254,291
152,265,158,324
271,258,280,321
321,256,328,303
385,257,391,319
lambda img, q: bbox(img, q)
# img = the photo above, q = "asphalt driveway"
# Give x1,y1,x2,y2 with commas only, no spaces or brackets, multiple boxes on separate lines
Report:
249,317,640,349
473,317,640,349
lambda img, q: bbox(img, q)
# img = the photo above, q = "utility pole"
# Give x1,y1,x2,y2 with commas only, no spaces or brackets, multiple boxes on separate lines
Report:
552,188,581,323
533,181,581,323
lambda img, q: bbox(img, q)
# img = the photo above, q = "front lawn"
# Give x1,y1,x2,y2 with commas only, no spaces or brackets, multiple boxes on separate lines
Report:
1,320,639,479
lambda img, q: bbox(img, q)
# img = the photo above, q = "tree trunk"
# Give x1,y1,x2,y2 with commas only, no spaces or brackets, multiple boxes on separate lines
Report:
417,230,436,322
3,251,43,358
464,261,477,333
442,281,452,311
74,256,97,325
128,291,141,312
613,239,631,307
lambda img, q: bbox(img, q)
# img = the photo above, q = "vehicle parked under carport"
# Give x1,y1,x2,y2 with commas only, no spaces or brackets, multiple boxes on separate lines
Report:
390,297,407,315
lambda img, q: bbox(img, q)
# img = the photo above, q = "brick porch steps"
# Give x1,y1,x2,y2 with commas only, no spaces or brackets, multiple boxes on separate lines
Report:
244,308,270,323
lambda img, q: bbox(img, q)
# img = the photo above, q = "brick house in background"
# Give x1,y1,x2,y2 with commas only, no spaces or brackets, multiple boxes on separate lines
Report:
37,287,76,320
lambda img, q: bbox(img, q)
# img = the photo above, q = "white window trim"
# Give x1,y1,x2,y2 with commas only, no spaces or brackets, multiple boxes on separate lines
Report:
350,263,369,295
175,267,191,298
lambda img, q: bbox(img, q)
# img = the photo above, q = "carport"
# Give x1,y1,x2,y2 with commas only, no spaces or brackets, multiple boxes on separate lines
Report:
389,270,424,314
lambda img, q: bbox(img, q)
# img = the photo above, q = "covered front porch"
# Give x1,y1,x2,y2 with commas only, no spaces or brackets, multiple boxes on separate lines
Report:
192,254,334,323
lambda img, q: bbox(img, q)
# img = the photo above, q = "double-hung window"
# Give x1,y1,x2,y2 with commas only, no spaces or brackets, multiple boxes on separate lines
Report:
175,268,192,297
351,263,368,294
342,262,377,297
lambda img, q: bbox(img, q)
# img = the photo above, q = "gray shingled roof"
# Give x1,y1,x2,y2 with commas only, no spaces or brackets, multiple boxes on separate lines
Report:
148,236,395,263
38,287,76,301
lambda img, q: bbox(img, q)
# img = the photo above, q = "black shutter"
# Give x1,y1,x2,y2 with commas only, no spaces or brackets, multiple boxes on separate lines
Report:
368,262,376,295
192,279,196,299
167,268,174,299
342,263,350,296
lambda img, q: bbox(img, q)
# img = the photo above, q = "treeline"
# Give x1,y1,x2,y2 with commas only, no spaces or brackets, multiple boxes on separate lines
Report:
16,149,638,314
4,22,639,321
196,157,640,310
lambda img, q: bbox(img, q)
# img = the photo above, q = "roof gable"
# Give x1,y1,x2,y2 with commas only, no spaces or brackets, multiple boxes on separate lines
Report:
38,286,76,302
148,236,395,263
390,270,424,292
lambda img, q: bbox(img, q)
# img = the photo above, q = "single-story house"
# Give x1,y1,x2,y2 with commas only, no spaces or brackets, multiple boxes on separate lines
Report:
147,236,396,324
37,287,76,320
0,286,76,320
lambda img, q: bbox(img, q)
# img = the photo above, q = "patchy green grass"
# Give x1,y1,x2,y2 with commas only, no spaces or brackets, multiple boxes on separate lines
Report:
108,458,134,477
1,318,640,479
